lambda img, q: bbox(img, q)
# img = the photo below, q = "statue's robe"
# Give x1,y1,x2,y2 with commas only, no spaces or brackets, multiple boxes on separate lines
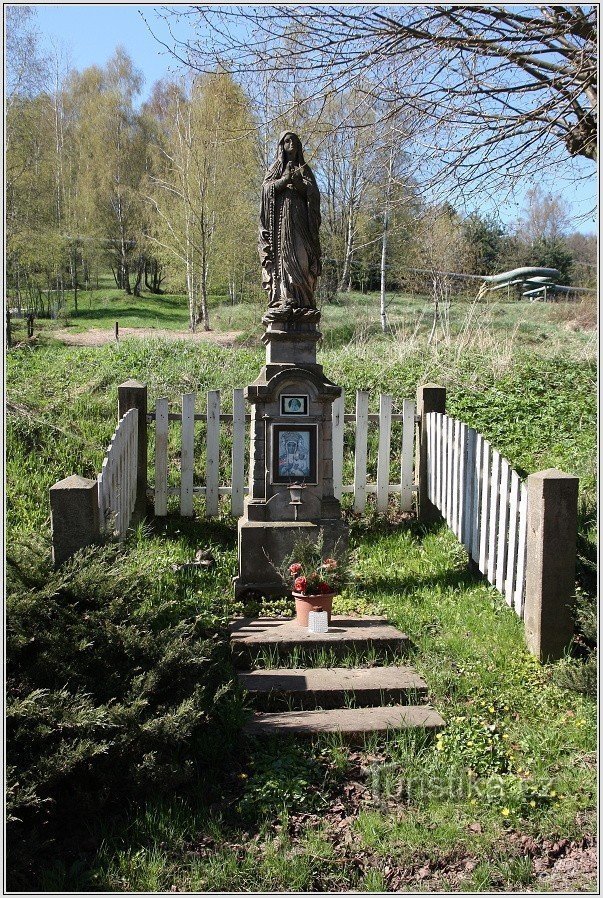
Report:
259,164,321,310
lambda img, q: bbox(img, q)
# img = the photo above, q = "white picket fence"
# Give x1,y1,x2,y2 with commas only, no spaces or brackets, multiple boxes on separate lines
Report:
425,412,528,616
97,408,139,539
150,389,416,518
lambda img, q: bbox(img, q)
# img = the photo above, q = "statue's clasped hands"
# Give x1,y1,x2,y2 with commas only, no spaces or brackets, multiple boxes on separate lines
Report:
284,162,304,188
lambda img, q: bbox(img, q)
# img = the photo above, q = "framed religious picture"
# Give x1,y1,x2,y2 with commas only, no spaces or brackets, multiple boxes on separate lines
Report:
280,394,309,416
272,424,317,484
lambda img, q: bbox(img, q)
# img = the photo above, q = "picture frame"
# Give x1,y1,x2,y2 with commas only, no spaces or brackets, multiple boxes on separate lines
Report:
280,394,309,416
272,424,317,484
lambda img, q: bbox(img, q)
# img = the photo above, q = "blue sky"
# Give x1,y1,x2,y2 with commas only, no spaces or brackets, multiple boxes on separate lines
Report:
29,4,597,232
33,4,178,90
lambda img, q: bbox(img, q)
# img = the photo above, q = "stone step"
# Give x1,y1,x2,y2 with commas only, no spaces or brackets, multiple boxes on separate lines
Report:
229,616,411,669
238,666,428,711
244,705,445,738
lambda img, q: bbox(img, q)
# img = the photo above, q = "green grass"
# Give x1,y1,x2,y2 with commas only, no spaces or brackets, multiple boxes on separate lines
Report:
26,521,596,891
6,292,597,891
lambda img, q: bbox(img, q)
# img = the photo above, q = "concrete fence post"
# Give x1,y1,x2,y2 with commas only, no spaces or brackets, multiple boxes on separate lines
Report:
50,475,100,567
416,383,446,523
524,468,579,661
118,379,148,521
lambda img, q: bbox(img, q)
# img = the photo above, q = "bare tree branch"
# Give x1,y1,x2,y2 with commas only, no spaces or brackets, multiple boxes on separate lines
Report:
157,4,596,205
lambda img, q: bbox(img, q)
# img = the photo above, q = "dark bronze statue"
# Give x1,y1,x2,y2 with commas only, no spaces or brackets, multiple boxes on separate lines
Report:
259,132,321,317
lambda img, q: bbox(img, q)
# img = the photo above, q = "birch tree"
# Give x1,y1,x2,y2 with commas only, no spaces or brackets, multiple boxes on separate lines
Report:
145,72,259,330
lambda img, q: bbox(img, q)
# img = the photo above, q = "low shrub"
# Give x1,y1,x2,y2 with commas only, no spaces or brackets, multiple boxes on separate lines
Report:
6,537,243,888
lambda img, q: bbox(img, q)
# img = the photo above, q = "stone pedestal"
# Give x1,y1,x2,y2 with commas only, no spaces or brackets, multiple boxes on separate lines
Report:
234,309,348,598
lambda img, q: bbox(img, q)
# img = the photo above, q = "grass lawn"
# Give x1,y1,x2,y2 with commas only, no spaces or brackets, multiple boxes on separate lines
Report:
6,287,597,891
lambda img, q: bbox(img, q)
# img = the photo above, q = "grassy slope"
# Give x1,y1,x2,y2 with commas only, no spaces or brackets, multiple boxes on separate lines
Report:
6,289,597,891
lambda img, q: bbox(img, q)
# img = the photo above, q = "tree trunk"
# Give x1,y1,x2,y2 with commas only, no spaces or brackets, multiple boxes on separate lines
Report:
71,245,78,313
133,257,144,296
186,259,196,333
124,265,132,294
338,206,356,293
380,141,394,334
379,221,388,333
428,275,440,345
144,257,164,293
200,276,211,331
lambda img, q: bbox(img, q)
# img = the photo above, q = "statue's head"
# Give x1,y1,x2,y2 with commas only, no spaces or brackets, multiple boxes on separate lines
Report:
278,131,303,165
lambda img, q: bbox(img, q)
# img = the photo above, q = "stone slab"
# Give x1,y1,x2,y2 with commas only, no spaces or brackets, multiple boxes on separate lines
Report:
229,616,411,667
244,704,445,737
238,666,428,710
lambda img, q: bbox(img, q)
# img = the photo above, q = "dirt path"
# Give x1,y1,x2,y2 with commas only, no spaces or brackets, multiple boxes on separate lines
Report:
53,327,243,347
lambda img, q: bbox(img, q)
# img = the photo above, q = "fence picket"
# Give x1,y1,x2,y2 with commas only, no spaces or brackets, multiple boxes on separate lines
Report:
332,392,345,501
478,441,491,573
155,398,169,516
97,471,105,532
461,426,474,550
515,484,528,616
495,458,510,594
180,393,195,517
124,417,133,535
121,421,127,531
443,416,452,525
400,399,415,511
122,426,128,528
450,419,459,536
426,411,434,503
123,422,129,535
376,394,393,513
471,433,483,562
504,470,521,607
457,423,467,541
206,390,220,517
353,390,369,512
116,424,124,535
130,417,137,511
439,413,446,514
487,449,501,584
231,389,246,517
433,413,441,511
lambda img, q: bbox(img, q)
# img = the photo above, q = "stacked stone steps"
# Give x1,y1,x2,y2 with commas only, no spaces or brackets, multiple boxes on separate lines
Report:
238,666,428,711
230,616,444,737
229,616,412,669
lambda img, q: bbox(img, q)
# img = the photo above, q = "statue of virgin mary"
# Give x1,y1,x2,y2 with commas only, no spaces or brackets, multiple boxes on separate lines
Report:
259,132,321,314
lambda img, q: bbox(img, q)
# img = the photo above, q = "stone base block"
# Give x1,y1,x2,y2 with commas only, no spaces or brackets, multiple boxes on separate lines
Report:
50,474,100,567
235,518,349,599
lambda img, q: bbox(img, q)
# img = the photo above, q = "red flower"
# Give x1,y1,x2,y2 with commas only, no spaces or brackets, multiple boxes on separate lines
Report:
318,581,332,594
322,558,338,571
289,563,302,575
294,576,307,593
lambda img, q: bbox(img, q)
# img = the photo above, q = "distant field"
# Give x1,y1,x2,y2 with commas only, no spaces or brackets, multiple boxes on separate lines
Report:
11,277,597,360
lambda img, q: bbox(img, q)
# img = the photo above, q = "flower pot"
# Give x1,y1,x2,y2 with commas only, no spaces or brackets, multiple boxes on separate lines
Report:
292,591,335,627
